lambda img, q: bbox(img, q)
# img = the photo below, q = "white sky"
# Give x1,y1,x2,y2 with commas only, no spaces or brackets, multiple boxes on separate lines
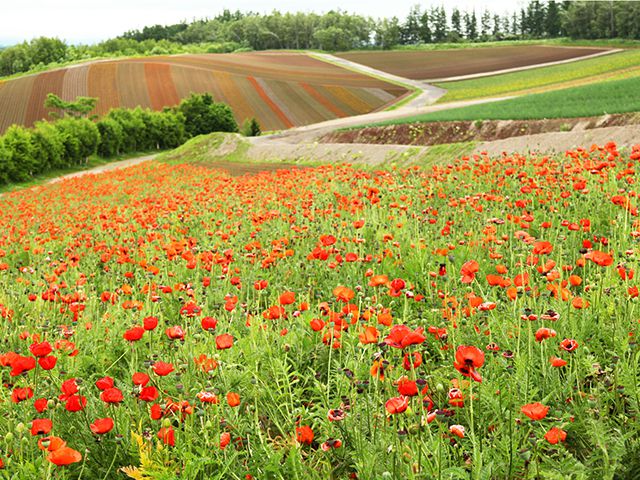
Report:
1,0,526,45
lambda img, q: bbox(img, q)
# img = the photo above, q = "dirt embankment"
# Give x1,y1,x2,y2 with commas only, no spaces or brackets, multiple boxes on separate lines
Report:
320,113,640,146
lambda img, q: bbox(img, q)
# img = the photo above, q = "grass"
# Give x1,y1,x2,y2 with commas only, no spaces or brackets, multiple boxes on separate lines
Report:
435,49,640,103
367,75,640,125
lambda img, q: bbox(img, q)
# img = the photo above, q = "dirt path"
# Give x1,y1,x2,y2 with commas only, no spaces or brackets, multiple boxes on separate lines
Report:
47,154,156,184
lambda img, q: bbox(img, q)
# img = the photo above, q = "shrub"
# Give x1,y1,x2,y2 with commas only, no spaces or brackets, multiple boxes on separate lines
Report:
31,121,65,171
241,117,261,137
2,125,36,181
96,118,124,157
178,93,238,137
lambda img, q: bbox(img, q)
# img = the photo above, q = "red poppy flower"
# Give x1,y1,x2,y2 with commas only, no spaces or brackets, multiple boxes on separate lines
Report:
327,409,346,421
11,387,34,403
254,279,268,290
384,325,426,349
132,372,150,386
59,378,79,400
31,418,53,435
65,395,87,412
29,341,53,357
47,446,82,466
9,355,36,376
157,427,175,446
38,356,57,370
461,260,479,284
585,250,613,267
201,316,218,331
521,402,549,421
295,425,314,445
333,286,355,302
179,302,202,317
216,334,234,350
143,316,158,330
90,418,114,435
550,357,567,367
397,377,418,397
34,397,48,413
535,328,556,342
226,392,240,407
559,338,579,352
100,387,124,404
453,345,485,382
123,326,144,342
449,425,465,438
152,361,174,376
220,431,231,449
320,438,342,451
385,396,408,414
359,326,379,344
279,291,296,306
139,386,159,402
165,326,185,340
95,376,114,391
544,426,567,444
403,352,422,370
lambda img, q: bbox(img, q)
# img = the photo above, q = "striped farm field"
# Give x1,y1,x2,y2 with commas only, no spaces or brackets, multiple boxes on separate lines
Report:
0,52,407,133
337,45,611,81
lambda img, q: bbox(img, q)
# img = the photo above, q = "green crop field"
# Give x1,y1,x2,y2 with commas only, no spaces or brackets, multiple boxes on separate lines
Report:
368,75,640,126
434,49,640,103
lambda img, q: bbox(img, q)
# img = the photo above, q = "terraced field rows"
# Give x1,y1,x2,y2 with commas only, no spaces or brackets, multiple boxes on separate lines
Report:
0,53,406,133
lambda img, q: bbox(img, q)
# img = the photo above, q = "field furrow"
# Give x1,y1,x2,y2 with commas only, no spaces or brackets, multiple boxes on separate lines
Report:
88,63,120,115
117,62,152,109
61,65,89,102
144,63,180,110
0,75,35,133
247,76,294,129
24,69,66,127
300,83,347,118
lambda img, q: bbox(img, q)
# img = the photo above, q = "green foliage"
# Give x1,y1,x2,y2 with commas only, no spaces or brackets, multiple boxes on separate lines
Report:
2,125,35,181
240,118,261,137
44,93,97,119
177,93,238,137
31,121,65,171
96,118,125,157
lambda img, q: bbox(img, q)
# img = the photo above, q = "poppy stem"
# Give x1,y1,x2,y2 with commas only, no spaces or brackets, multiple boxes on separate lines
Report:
101,445,119,480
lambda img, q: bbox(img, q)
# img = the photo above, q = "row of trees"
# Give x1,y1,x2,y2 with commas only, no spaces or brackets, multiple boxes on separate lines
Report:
2,2,639,77
122,2,640,48
0,93,239,184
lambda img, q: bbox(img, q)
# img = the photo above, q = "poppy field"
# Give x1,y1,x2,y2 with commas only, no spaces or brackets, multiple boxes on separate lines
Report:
1,142,640,479
0,53,407,134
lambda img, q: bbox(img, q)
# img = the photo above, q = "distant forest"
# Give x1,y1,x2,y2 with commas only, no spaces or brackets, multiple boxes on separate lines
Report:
2,1,640,77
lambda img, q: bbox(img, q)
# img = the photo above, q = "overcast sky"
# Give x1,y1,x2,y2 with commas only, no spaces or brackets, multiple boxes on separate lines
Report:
1,0,527,45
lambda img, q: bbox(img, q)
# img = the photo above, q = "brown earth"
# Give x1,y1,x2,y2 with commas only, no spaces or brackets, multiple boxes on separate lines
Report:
320,113,640,146
337,46,610,81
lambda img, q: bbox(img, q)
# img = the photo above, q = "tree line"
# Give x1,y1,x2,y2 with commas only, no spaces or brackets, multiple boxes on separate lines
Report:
2,1,640,77
0,93,239,185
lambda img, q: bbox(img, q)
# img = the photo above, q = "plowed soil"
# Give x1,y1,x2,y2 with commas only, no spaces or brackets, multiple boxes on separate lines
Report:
337,46,609,80
0,53,406,134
